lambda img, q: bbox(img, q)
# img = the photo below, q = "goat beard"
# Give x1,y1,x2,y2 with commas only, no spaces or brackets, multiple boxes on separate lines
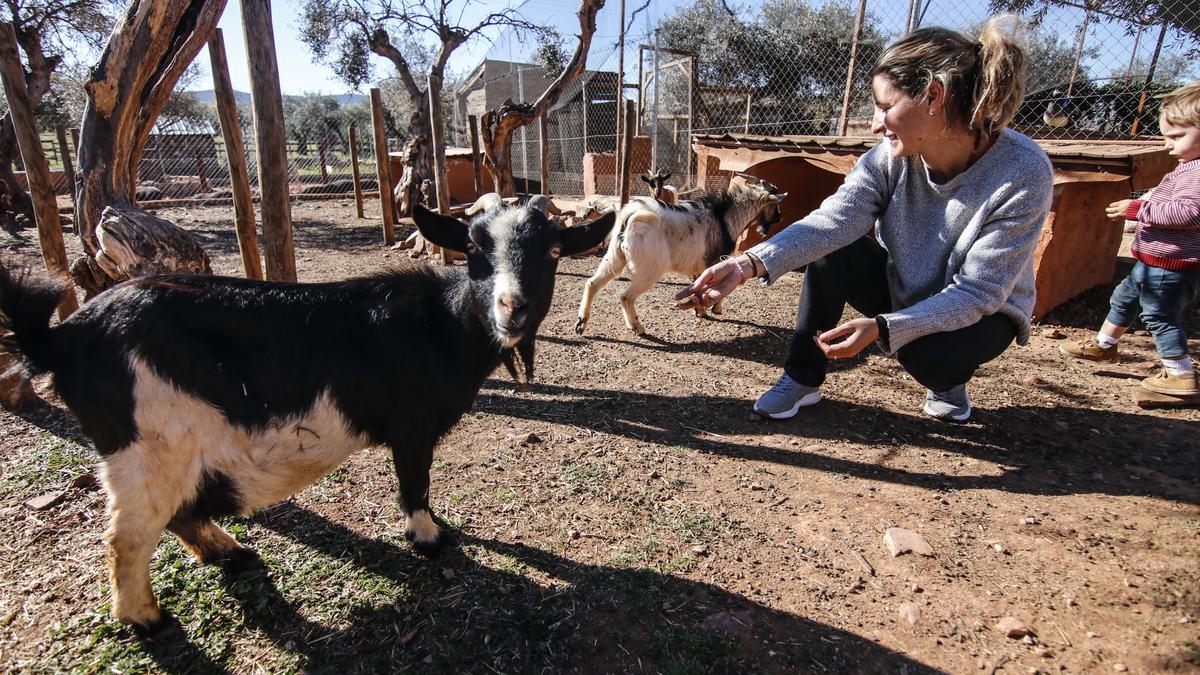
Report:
500,335,535,387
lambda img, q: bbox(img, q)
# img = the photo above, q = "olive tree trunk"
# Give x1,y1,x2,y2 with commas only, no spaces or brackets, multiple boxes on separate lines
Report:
481,0,605,197
72,0,225,297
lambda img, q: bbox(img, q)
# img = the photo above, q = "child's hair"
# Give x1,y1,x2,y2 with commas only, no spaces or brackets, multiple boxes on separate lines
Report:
872,15,1027,137
1160,81,1200,129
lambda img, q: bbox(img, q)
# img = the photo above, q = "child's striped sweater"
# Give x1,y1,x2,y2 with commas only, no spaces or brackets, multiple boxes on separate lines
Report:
1126,158,1200,272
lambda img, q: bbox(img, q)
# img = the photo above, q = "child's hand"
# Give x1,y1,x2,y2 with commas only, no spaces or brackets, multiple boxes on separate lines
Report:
1105,199,1133,220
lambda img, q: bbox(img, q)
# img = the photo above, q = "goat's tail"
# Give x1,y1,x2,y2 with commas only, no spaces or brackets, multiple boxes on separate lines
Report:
0,264,65,373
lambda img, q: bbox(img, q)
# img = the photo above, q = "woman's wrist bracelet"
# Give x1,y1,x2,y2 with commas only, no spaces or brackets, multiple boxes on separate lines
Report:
734,256,755,283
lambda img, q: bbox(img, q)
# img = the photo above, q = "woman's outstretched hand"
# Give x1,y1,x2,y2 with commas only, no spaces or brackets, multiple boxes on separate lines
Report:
674,257,748,311
813,317,880,360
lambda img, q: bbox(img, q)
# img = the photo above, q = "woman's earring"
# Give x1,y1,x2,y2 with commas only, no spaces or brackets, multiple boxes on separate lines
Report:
928,108,935,116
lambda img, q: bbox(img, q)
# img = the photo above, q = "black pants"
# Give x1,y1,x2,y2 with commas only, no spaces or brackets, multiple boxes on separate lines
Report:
784,236,1017,392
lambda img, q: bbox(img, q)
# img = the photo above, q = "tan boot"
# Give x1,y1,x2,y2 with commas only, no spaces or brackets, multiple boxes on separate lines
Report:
1141,370,1199,396
1059,337,1119,363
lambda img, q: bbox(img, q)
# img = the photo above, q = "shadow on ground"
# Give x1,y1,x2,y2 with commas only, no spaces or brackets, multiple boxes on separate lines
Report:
139,502,939,674
475,380,1200,506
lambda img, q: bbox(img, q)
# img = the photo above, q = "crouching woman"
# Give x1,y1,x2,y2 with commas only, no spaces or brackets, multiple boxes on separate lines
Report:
676,18,1054,422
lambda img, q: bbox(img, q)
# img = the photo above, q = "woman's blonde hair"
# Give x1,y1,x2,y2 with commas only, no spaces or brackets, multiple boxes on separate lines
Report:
1160,81,1200,129
872,16,1027,137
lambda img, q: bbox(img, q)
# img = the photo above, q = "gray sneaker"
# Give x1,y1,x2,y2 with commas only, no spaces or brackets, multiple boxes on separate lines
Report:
923,385,972,422
753,373,822,419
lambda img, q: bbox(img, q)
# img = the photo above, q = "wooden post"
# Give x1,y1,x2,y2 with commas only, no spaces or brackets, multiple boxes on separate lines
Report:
240,0,297,282
539,113,550,195
615,0,626,190
688,54,696,183
55,125,76,205
619,100,635,206
0,22,76,318
582,81,590,154
316,141,329,183
838,0,868,136
428,73,450,264
194,147,210,192
468,114,483,196
1130,22,1168,136
1066,6,1092,97
369,88,395,245
744,93,752,134
209,27,263,281
636,45,644,135
70,127,80,155
348,124,364,218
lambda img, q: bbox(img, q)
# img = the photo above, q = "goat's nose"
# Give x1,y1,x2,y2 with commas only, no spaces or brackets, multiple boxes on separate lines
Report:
498,295,529,330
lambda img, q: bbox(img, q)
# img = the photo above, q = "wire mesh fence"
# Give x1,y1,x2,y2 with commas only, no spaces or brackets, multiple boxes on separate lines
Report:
3,104,384,208
460,0,1199,198
4,0,1197,211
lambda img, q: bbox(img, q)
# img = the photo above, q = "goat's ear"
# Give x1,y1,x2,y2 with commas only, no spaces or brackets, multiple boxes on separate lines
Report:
413,204,470,252
560,210,615,257
771,192,788,201
639,174,652,185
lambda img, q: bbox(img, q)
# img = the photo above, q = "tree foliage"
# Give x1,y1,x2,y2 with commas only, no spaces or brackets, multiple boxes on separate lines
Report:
990,0,1200,45
656,0,886,130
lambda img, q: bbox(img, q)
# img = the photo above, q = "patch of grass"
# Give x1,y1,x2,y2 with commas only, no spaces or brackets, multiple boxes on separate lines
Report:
450,486,481,504
492,553,525,574
1181,641,1200,666
558,460,622,498
653,627,733,675
321,465,349,483
664,553,696,574
495,487,519,504
0,432,93,500
652,505,724,544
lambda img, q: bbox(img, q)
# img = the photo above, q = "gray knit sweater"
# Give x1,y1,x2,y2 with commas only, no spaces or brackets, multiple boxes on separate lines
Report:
748,128,1054,353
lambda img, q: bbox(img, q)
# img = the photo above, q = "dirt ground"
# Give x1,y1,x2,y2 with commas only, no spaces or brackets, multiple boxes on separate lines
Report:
1,200,1197,673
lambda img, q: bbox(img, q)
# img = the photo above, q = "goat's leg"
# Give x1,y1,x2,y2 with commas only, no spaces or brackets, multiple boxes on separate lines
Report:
619,271,659,336
167,512,262,574
100,449,183,635
576,244,627,334
390,445,442,554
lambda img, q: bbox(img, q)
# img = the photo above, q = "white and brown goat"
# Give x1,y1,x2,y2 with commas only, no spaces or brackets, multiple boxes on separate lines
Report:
0,204,613,636
575,174,786,336
640,168,677,204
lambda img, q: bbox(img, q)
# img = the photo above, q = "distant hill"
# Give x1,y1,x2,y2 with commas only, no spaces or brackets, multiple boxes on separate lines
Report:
188,90,367,106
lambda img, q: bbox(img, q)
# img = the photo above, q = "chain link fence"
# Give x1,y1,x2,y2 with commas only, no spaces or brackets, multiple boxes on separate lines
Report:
451,0,1198,198
4,0,1197,211
2,103,384,209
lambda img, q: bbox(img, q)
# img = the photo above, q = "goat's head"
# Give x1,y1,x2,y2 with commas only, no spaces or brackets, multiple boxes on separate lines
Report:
734,172,788,235
639,169,673,197
413,204,615,381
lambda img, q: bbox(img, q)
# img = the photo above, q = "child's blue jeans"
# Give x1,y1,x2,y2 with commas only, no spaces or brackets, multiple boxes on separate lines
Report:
1106,261,1200,358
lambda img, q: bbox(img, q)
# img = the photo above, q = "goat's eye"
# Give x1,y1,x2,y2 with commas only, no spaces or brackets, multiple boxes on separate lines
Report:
466,240,478,254
548,246,562,259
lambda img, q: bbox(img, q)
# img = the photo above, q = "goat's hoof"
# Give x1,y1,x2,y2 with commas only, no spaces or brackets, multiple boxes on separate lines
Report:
574,317,586,335
405,529,455,557
221,547,265,575
131,612,182,642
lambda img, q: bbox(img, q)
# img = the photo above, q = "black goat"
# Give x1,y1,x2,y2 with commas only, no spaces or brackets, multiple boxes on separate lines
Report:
0,204,613,635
